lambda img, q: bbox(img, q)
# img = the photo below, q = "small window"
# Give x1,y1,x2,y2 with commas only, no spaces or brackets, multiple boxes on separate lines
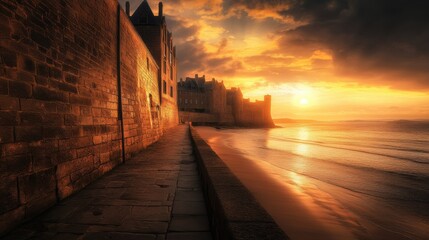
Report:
163,60,166,74
195,100,198,104
185,99,188,104
149,94,154,107
146,57,149,70
163,81,167,94
170,86,173,97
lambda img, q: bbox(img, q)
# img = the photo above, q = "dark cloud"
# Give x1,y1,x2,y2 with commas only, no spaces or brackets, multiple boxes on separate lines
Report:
168,17,242,78
280,0,429,89
223,0,429,89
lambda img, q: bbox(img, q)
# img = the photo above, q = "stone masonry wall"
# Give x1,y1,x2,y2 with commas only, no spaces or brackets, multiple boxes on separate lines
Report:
0,0,164,234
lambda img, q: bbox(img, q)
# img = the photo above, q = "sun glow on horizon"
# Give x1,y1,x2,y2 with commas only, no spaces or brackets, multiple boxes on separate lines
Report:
300,98,309,105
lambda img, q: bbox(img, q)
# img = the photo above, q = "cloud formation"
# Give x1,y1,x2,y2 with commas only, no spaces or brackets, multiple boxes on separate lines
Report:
280,0,429,89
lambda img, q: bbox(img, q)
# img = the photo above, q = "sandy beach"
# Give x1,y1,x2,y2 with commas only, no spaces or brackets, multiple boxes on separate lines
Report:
195,127,360,240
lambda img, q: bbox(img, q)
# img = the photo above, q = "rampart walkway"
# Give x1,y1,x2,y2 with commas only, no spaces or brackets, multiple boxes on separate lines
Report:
2,125,212,240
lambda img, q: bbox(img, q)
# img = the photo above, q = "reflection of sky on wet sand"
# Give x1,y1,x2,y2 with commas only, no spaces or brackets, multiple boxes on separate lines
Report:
197,122,429,240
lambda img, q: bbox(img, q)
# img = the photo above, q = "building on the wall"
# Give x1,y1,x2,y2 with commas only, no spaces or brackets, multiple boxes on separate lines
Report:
178,74,274,127
177,74,208,113
129,0,179,129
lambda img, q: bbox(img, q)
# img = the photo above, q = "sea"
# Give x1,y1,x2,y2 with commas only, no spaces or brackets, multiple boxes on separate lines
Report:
197,120,429,240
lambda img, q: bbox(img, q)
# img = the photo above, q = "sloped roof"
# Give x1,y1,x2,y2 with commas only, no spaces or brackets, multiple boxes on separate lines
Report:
131,0,160,25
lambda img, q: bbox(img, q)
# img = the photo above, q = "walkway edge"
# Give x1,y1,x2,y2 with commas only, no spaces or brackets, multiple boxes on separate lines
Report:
189,126,290,240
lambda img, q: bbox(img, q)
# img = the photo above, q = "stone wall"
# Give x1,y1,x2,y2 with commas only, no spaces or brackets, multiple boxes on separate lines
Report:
0,0,166,234
179,111,218,124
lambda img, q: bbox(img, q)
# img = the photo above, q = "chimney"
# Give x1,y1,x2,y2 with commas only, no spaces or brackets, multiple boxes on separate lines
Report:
158,2,163,17
125,1,130,16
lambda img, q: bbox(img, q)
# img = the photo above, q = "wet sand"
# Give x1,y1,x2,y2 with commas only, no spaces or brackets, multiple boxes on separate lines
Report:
196,127,359,240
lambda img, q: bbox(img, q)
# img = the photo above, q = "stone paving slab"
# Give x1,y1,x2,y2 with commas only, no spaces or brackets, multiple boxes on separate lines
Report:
1,125,213,240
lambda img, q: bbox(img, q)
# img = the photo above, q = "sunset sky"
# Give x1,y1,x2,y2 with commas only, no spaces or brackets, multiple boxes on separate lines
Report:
120,0,429,120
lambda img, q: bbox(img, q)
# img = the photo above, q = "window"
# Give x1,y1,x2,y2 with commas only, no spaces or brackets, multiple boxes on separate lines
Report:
163,81,167,94
196,100,198,104
170,86,173,97
185,99,188,104
170,67,173,80
190,99,192,104
163,60,166,74
149,94,154,107
146,57,149,70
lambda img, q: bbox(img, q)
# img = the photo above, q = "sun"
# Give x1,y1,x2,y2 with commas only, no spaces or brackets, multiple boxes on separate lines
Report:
300,98,309,105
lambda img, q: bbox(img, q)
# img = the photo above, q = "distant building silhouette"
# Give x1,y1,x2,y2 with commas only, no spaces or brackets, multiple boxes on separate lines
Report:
178,74,274,127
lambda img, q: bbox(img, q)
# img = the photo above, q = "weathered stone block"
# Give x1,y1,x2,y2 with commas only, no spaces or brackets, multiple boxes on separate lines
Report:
18,56,35,73
0,126,13,143
64,114,78,126
20,112,43,125
42,126,68,139
0,110,18,125
0,95,19,110
36,63,50,77
21,99,57,112
33,86,68,102
30,30,51,49
70,94,92,106
0,79,8,95
0,177,19,215
56,149,77,163
0,47,17,67
49,67,62,80
42,113,63,126
65,74,78,84
3,154,32,175
32,152,58,171
18,168,56,204
1,142,29,157
57,176,73,200
62,64,78,75
9,80,32,98
17,70,35,83
57,81,77,93
15,126,42,141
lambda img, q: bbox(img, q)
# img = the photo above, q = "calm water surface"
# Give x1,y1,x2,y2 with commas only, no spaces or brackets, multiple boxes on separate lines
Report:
199,121,429,240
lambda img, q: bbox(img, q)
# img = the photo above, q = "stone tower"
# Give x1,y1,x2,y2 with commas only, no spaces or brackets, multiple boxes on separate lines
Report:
129,0,178,129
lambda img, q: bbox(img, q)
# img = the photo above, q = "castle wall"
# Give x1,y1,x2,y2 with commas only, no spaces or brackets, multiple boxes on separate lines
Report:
0,0,166,233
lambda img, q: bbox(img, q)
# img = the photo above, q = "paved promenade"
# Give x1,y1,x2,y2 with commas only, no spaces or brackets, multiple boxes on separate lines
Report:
2,125,212,240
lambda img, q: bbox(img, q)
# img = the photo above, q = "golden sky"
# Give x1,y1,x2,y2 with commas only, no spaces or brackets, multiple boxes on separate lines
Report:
120,0,429,121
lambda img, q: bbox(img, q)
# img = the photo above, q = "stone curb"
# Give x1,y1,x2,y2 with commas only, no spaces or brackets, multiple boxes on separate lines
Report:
189,126,290,240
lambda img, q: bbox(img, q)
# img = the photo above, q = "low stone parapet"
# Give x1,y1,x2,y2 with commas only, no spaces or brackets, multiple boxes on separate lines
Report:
189,126,289,240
